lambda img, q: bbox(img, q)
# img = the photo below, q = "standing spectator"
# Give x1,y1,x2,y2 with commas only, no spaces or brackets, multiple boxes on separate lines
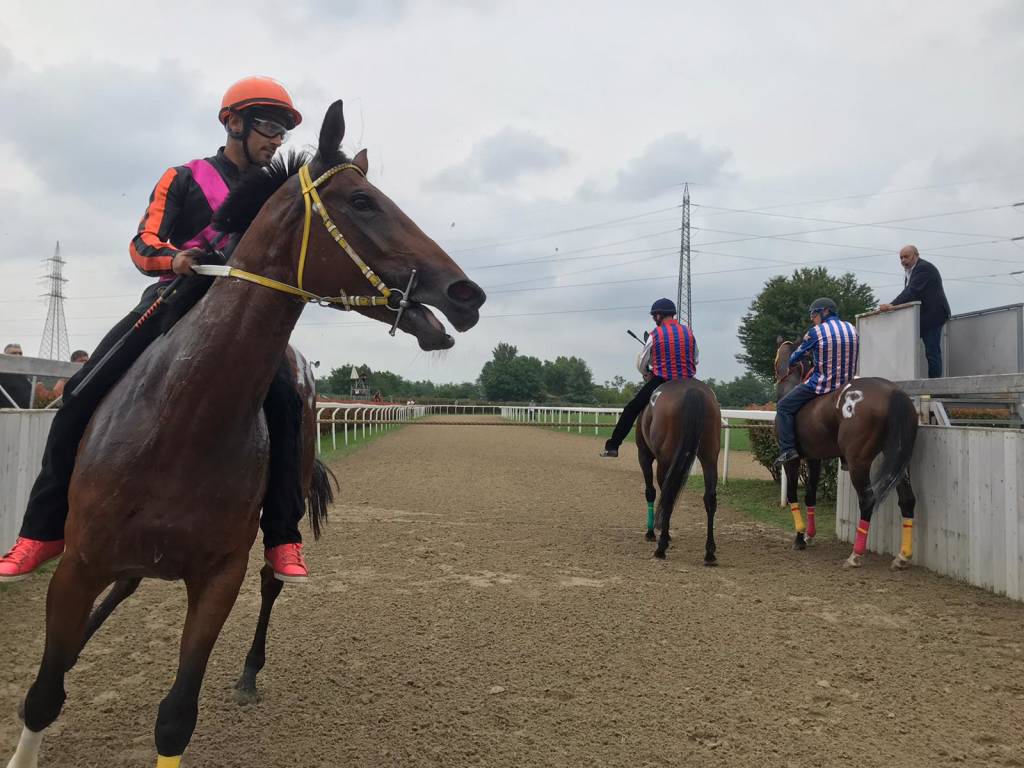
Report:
879,244,951,378
0,343,32,408
34,349,90,405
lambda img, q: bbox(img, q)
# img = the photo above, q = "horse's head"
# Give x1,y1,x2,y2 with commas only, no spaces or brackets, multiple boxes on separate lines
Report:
774,336,806,401
229,100,485,351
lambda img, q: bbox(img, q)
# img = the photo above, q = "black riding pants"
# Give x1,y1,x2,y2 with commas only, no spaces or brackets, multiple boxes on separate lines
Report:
604,376,666,451
19,278,305,548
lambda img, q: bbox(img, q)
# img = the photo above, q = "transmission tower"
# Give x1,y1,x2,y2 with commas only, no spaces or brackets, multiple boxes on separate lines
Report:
39,241,70,361
676,184,691,326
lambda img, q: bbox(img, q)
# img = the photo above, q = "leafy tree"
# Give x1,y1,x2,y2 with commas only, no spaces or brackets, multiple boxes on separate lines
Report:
706,373,773,408
737,267,876,380
478,344,545,401
542,356,596,403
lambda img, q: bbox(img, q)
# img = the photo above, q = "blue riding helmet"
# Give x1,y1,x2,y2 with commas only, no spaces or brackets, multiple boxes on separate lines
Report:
650,298,677,316
808,297,839,318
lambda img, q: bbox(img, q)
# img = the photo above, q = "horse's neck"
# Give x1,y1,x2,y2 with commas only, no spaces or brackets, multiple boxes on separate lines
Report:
167,278,304,417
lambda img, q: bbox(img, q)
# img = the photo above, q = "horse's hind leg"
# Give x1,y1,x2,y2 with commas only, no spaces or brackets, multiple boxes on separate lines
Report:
80,577,143,653
785,458,806,550
638,439,657,542
154,557,247,766
234,565,284,705
891,469,916,571
699,454,718,566
843,463,875,568
9,558,109,768
804,459,821,543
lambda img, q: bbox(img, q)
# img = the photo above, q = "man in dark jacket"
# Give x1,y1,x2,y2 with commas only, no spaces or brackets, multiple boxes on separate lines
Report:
0,343,32,408
880,244,951,378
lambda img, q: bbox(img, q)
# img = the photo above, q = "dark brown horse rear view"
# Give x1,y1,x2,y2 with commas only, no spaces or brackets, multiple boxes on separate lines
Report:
774,340,919,569
636,379,721,562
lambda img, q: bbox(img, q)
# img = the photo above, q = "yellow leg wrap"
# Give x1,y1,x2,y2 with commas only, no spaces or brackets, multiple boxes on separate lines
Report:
156,756,182,768
790,503,805,534
900,520,913,559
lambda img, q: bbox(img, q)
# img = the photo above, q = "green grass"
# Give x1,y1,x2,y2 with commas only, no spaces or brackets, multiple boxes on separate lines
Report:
529,417,753,453
317,423,405,463
685,475,836,539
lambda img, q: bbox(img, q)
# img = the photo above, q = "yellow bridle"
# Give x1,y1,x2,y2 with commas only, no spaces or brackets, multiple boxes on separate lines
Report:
195,162,408,314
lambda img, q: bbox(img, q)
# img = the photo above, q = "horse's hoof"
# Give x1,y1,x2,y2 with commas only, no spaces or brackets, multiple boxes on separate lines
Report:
843,553,863,569
703,557,718,567
890,555,910,571
805,535,814,546
653,549,667,560
644,529,656,542
793,534,806,551
233,675,260,706
233,684,259,706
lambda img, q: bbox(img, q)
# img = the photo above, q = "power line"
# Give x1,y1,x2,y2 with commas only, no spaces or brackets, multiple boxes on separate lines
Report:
683,173,1024,214
469,226,681,270
447,205,681,254
693,202,1021,240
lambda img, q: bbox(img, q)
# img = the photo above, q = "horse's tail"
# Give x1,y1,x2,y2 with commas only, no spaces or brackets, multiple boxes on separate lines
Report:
306,458,338,541
870,388,918,505
656,388,706,525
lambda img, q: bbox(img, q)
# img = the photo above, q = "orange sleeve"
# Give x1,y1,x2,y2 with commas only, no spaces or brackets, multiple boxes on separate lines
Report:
129,167,183,277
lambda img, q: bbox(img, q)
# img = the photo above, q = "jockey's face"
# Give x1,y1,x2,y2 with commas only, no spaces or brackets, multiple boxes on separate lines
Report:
810,311,824,326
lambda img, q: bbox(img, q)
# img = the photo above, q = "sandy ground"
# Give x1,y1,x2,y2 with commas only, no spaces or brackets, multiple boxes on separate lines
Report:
2,417,1023,767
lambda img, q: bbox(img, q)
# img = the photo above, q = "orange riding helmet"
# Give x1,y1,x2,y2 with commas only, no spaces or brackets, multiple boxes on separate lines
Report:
218,76,302,129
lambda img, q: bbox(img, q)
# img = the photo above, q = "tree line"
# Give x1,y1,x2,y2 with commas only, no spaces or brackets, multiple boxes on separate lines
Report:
316,267,876,407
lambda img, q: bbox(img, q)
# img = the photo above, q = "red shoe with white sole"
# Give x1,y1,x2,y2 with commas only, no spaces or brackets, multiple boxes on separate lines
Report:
0,537,65,582
265,542,309,583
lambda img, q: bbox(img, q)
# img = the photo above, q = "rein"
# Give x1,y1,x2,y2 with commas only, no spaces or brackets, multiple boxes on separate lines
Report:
193,161,415,335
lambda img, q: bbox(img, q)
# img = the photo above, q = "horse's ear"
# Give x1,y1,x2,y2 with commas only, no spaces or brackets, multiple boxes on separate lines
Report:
776,335,784,345
318,100,346,158
353,148,369,175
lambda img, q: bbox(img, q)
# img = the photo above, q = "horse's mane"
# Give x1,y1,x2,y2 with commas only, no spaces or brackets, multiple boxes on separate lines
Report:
213,147,355,235
213,148,312,234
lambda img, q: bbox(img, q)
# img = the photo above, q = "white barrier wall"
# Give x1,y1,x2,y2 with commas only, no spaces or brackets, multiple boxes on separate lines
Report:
0,411,56,553
836,425,1024,601
856,303,926,380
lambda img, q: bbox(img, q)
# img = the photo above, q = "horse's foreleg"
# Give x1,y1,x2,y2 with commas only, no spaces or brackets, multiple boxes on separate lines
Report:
843,464,875,568
155,557,247,767
891,469,916,571
80,577,143,654
638,441,657,542
10,558,109,768
700,455,718,566
804,459,821,542
234,565,284,705
785,459,806,550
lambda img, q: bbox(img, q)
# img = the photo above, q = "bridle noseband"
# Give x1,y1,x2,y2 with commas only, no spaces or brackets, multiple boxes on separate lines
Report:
194,161,416,336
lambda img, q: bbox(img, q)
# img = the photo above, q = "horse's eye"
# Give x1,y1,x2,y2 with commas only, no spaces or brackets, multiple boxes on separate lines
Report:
350,194,374,212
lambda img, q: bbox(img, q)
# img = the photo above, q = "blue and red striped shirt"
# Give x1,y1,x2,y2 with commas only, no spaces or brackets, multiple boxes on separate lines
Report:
650,318,698,380
790,316,859,394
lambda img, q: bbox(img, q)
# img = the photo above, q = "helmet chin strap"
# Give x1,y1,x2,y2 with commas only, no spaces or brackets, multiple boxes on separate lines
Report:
225,110,255,167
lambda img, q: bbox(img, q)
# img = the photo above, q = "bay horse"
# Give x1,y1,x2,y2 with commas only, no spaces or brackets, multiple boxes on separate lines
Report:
773,339,918,569
636,378,721,562
7,100,486,768
74,345,333,708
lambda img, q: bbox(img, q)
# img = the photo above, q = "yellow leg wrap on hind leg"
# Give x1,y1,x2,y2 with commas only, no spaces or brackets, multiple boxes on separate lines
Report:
156,756,182,768
790,503,805,534
900,520,914,559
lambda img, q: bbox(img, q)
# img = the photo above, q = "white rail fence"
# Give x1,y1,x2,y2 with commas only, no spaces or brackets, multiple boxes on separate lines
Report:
500,405,776,486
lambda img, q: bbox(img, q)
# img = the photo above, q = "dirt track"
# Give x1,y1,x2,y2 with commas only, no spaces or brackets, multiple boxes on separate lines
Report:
2,418,1023,767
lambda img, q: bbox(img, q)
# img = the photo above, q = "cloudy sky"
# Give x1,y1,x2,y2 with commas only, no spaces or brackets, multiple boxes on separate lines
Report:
1,1,1022,387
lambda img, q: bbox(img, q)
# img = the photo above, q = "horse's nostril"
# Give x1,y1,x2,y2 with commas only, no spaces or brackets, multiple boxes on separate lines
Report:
446,280,486,307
